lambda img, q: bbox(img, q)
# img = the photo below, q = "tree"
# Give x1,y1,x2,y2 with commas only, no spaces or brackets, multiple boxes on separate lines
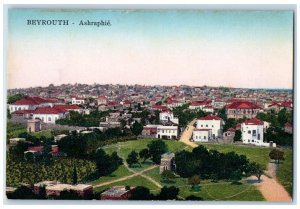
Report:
147,140,168,164
161,170,176,183
157,186,179,200
126,151,139,167
129,186,151,200
72,165,78,185
269,149,285,164
139,148,150,162
278,108,288,127
233,130,242,142
185,195,203,201
248,162,264,183
7,93,26,104
7,185,36,199
94,148,122,176
131,121,143,136
188,175,201,189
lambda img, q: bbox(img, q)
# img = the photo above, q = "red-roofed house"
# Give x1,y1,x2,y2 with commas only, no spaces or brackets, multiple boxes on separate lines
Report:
189,100,212,111
53,104,81,113
97,96,108,105
195,115,224,140
9,97,53,113
241,118,264,145
226,101,261,119
32,107,68,124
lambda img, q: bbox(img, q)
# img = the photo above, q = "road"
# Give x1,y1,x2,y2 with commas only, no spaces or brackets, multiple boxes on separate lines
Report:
179,118,198,148
246,163,292,202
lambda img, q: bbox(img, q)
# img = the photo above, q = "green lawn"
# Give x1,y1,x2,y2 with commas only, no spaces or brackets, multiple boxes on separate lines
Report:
144,167,264,201
196,143,272,169
276,148,293,196
94,175,160,193
88,165,133,186
31,129,53,139
98,139,273,200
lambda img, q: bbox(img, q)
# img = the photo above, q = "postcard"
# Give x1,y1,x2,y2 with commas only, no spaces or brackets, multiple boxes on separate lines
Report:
5,7,294,202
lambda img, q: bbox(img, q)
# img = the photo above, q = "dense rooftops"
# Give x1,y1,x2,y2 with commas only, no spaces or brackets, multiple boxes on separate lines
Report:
226,101,261,109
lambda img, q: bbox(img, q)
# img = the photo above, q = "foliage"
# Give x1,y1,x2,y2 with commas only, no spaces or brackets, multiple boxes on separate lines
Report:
129,186,151,200
269,149,285,164
233,130,242,141
126,151,139,167
6,185,37,199
185,195,203,200
172,104,207,127
188,175,201,186
161,170,176,182
94,149,122,176
131,121,143,136
139,148,150,162
147,140,168,164
56,110,109,127
248,162,264,183
7,94,26,104
6,156,96,186
175,145,251,180
156,186,179,200
72,165,78,185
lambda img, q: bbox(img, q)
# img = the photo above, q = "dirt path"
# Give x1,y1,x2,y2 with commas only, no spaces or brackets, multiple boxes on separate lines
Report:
179,118,198,148
246,163,292,202
93,165,158,188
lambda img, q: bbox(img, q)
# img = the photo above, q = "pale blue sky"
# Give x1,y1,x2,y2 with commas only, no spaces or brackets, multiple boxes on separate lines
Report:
7,9,294,89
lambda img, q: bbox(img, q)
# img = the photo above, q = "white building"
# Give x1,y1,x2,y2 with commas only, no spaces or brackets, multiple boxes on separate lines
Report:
156,126,178,139
241,118,265,146
196,115,223,139
192,129,212,142
32,107,69,124
159,111,179,124
71,96,85,105
9,97,53,113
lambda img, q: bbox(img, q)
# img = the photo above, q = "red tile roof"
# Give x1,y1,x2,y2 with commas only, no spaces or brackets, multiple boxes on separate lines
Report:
194,128,211,131
28,146,44,152
12,97,51,105
198,114,222,121
151,104,169,111
243,118,264,125
226,101,261,109
53,104,80,111
11,110,35,114
33,107,67,114
227,128,236,132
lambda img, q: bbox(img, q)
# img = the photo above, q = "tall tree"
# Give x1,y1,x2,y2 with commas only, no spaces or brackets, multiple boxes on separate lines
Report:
139,148,150,162
248,162,264,183
72,164,78,185
131,121,143,136
147,140,168,164
269,149,285,164
126,151,139,167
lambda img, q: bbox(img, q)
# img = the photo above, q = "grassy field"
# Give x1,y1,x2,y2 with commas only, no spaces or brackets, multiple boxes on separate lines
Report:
144,167,264,201
31,129,53,139
88,165,133,186
92,139,267,200
276,148,293,196
93,175,160,193
196,143,272,169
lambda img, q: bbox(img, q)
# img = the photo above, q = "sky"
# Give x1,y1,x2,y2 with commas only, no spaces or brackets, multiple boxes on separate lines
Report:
6,9,294,89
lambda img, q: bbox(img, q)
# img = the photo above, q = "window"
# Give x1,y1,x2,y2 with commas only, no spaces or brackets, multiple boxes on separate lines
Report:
201,125,203,127
204,136,206,139
206,125,208,127
248,130,251,134
212,125,214,128
48,117,51,122
252,130,256,136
